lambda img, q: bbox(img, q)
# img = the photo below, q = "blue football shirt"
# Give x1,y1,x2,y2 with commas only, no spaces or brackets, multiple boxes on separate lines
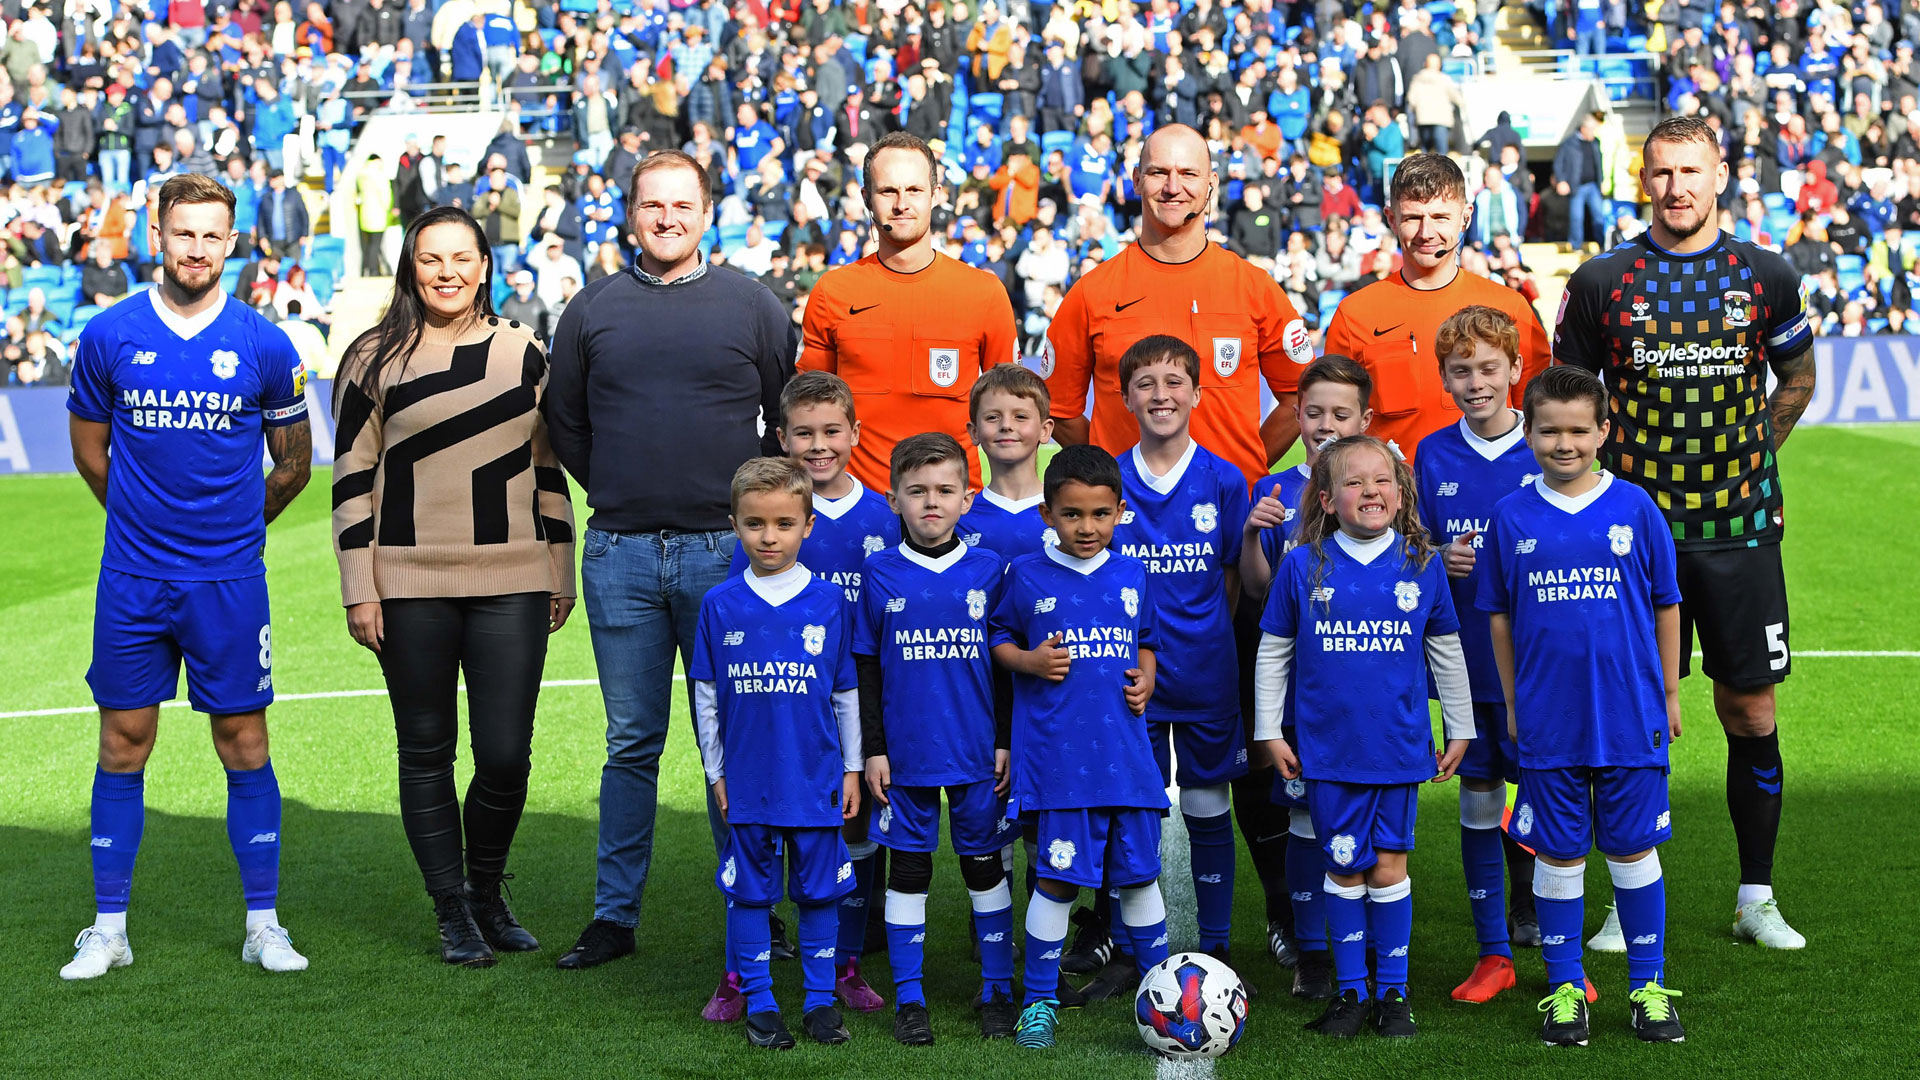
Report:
729,478,900,605
67,290,305,581
1414,413,1539,703
1475,472,1682,770
690,568,860,828
959,488,1052,566
1259,531,1460,784
1251,463,1312,570
855,543,1006,786
989,546,1167,812
1115,442,1250,724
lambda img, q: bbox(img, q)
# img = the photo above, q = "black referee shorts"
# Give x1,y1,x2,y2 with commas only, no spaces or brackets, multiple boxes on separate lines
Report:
1677,542,1791,689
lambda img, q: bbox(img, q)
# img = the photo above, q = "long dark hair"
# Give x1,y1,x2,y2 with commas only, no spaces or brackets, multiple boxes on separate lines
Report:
339,206,495,405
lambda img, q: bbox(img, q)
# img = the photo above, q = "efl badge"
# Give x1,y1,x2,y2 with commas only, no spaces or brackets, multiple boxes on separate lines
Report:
1609,523,1634,556
1121,587,1140,617
1394,580,1421,613
802,624,826,656
210,349,240,380
1283,318,1313,364
1191,502,1218,533
1212,337,1241,378
929,347,960,387
291,362,307,396
1329,834,1357,867
1047,839,1076,870
1722,290,1753,328
967,589,987,620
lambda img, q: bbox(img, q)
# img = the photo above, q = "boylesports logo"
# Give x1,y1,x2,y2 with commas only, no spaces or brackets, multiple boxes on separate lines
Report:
1191,503,1218,533
723,631,744,646
1629,340,1751,370
802,624,826,656
885,597,907,613
1121,587,1139,617
1515,538,1538,555
967,589,987,620
1394,581,1421,613
210,349,239,380
1047,839,1076,870
1609,524,1634,557
1034,596,1057,614
1514,803,1535,836
1437,482,1459,496
1329,834,1357,866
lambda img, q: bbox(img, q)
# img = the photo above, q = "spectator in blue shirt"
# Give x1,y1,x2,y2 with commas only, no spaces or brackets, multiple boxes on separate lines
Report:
10,106,56,184
452,12,487,84
248,80,297,172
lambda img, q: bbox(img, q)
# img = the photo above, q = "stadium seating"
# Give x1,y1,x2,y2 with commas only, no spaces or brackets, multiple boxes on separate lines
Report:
21,265,63,291
1041,130,1076,161
1837,254,1867,292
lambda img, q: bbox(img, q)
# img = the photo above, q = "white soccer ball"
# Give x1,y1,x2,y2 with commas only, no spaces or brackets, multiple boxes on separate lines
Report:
1135,951,1249,1059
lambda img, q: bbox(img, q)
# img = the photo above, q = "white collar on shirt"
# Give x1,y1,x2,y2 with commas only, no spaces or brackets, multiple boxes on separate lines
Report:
1458,409,1527,461
1131,439,1198,495
1535,469,1614,514
1044,542,1110,576
743,561,813,607
813,479,868,521
149,287,227,341
899,541,967,573
1334,528,1397,565
977,487,1043,514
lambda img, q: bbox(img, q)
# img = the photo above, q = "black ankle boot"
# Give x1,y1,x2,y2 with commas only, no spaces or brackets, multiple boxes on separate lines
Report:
432,889,497,967
466,874,539,952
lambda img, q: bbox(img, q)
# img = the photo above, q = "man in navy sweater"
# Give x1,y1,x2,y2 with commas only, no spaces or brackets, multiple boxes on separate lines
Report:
543,150,795,975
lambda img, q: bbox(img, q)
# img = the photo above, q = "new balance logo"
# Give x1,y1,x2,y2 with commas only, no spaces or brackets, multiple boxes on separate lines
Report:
1290,890,1315,902
249,832,278,844
1467,889,1489,900
982,932,1006,942
255,675,273,692
1515,538,1538,554
1034,596,1057,614
1151,934,1168,947
1655,810,1671,830
1310,586,1335,603
1632,934,1659,945
1196,874,1223,884
909,934,926,944
131,350,157,365
90,837,112,848
753,950,772,962
842,897,866,908
837,862,853,883
1386,946,1408,958
1437,482,1459,496
1542,934,1568,945
1339,931,1365,943
723,631,745,646
885,597,906,612
1041,948,1063,960
812,948,837,959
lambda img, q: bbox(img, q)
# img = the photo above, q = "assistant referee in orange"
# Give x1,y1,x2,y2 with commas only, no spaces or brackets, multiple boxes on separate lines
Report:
798,131,1018,490
1306,152,1552,463
1042,124,1313,483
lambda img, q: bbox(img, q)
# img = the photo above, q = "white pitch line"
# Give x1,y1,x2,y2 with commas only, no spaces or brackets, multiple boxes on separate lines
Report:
0,676,661,720
1154,785,1215,1080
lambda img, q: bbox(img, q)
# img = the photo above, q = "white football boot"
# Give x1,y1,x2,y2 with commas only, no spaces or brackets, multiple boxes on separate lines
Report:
60,926,133,980
1587,903,1626,953
242,924,310,972
1732,899,1806,949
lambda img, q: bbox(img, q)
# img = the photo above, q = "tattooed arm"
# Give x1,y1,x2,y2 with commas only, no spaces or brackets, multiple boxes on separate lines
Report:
264,418,312,524
1767,348,1817,451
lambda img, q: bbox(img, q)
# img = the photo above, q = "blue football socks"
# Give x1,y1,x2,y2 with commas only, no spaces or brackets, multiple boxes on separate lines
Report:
1534,860,1587,989
797,900,838,1013
1184,811,1235,953
1022,890,1073,1005
1324,877,1369,997
1367,878,1413,997
1461,788,1512,959
225,761,281,915
730,901,777,1014
969,882,1015,1001
1610,853,1668,985
90,767,145,919
837,843,877,963
1287,831,1327,953
884,889,928,1007
1118,883,1170,976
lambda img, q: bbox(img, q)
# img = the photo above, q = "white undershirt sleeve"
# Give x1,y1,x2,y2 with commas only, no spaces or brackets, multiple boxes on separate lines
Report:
833,688,863,773
693,680,723,783
1424,633,1477,741
1253,633,1296,743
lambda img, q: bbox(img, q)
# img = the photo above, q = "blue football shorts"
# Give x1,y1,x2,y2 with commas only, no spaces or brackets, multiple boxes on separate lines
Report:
88,569,274,715
872,779,1012,856
1151,714,1250,789
1307,780,1420,874
1029,807,1162,890
717,823,854,907
1510,766,1672,860
1457,701,1520,784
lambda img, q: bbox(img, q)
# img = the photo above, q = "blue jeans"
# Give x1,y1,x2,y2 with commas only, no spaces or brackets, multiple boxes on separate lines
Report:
491,243,521,276
582,527,736,928
1569,181,1609,248
1575,23,1608,56
99,149,130,193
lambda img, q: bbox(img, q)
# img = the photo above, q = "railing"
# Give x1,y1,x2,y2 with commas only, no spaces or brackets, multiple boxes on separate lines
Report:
1477,50,1663,103
338,81,488,114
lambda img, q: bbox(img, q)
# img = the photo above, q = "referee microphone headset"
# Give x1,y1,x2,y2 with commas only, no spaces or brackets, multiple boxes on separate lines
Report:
1184,181,1218,225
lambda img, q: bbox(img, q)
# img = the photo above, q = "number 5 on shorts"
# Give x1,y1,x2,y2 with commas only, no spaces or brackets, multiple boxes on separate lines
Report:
1765,622,1788,672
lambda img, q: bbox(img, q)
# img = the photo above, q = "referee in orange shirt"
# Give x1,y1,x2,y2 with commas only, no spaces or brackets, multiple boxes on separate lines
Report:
1042,124,1314,482
1305,153,1551,463
1040,123,1310,985
798,131,1018,490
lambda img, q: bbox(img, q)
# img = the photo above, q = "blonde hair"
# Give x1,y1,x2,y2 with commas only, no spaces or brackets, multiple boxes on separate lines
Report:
1433,305,1520,371
1294,436,1436,609
730,456,813,515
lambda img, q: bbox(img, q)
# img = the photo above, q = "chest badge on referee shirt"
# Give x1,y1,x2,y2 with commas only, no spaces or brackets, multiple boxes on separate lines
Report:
929,348,960,387
1722,291,1754,328
1212,337,1241,378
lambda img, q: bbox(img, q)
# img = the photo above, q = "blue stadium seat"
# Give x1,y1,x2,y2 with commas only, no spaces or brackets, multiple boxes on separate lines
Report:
310,234,347,260
62,263,81,286
1870,317,1890,333
968,92,1004,127
1837,253,1866,291
559,0,594,11
1320,289,1347,320
47,295,76,324
1423,0,1456,18
221,264,243,294
21,265,62,290
843,33,868,71
1041,130,1076,160
3,291,25,315
69,304,104,332
309,270,334,306
762,219,787,241
1761,192,1788,212
47,282,79,306
306,249,345,278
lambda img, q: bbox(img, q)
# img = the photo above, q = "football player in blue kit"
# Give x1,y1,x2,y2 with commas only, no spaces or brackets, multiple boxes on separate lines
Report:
858,433,1019,1045
1111,336,1252,987
1253,435,1476,1039
692,457,865,1050
959,364,1055,563
1416,307,1545,1004
1478,367,1687,1047
990,445,1168,1050
61,175,313,981
1238,354,1372,1001
717,370,899,1019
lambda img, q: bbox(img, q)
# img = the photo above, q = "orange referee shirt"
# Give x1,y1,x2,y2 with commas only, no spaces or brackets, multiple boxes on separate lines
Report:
1042,242,1312,483
799,252,1018,490
1311,268,1553,464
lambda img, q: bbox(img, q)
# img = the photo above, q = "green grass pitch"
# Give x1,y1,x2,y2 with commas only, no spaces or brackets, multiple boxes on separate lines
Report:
3,426,1916,1077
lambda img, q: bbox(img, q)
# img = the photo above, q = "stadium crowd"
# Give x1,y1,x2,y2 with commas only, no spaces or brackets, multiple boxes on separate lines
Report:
8,0,1920,391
